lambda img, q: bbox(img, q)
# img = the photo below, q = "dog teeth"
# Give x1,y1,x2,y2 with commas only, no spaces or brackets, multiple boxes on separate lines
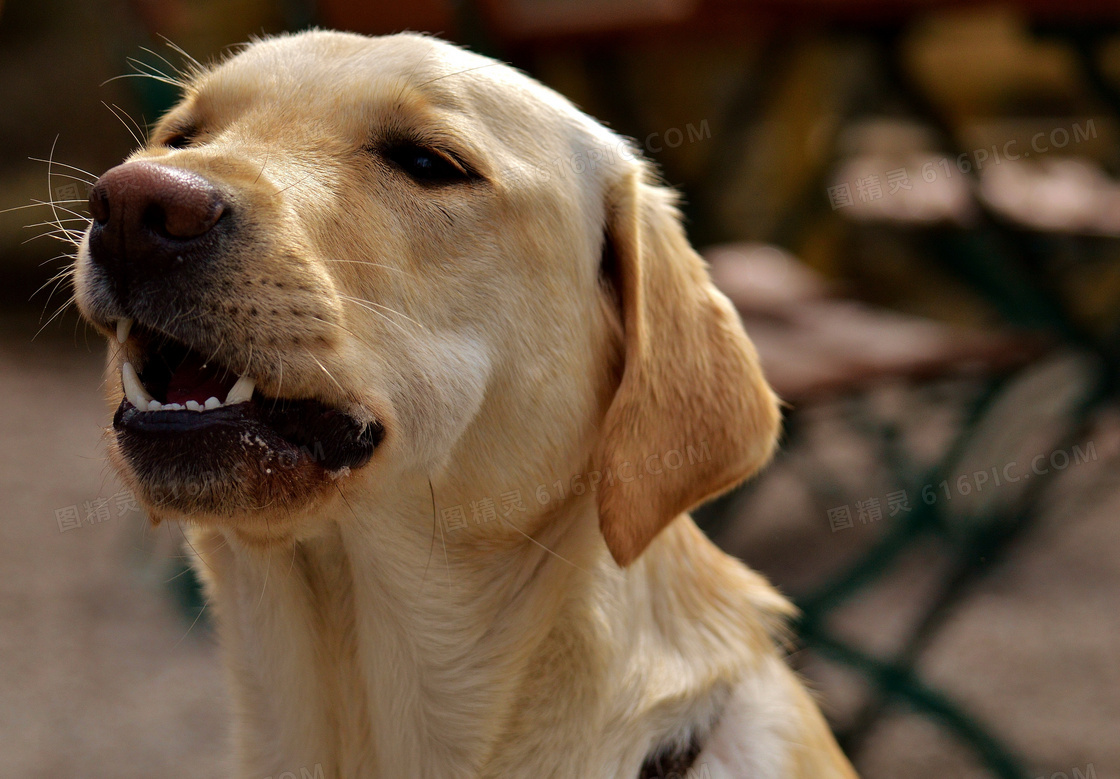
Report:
122,362,154,408
116,318,133,344
120,363,256,413
225,375,255,405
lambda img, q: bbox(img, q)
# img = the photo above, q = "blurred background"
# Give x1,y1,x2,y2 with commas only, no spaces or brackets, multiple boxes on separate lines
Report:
2,0,1119,776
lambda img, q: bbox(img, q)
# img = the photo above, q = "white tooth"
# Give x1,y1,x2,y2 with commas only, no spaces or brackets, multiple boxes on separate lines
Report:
225,375,255,405
204,396,221,410
122,362,153,408
185,400,202,411
147,400,163,411
165,403,183,411
116,318,133,344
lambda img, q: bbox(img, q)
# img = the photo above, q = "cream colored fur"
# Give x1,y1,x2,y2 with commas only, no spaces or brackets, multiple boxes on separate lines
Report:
75,30,858,778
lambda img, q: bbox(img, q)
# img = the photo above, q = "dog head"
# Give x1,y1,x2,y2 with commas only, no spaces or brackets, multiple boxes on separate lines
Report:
74,31,779,561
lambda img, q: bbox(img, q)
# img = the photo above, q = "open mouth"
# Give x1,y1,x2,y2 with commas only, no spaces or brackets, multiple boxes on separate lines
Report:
118,316,255,415
111,318,383,512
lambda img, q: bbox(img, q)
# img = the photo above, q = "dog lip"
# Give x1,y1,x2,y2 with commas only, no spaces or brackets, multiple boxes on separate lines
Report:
113,390,384,474
109,318,384,483
114,395,258,433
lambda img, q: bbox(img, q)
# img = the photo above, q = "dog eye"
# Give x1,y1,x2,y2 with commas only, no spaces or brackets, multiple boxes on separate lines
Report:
383,141,471,184
162,131,195,149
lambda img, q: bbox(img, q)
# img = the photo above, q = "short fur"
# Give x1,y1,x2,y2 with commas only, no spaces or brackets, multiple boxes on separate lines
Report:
74,31,857,778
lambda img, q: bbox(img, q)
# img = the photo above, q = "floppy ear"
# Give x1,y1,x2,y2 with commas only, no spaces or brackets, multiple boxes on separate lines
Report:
594,165,781,567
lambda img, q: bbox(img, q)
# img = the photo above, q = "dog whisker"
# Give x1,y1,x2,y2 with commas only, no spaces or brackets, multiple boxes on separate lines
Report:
421,475,444,591
305,350,346,395
321,258,413,277
31,171,97,190
125,54,183,85
308,314,364,345
29,199,90,222
26,223,86,234
0,200,86,216
252,149,272,185
270,347,285,414
42,137,75,254
102,101,148,147
27,156,98,183
100,72,178,90
274,171,315,196
121,55,188,91
498,516,591,575
173,592,212,650
157,34,205,79
243,340,254,384
177,525,220,577
32,266,76,309
24,227,86,245
393,47,437,107
23,229,84,247
139,42,197,86
416,62,502,89
162,560,202,585
37,251,77,268
32,293,76,340
253,539,272,618
25,218,89,228
436,480,452,592
284,542,299,585
433,204,454,228
202,336,227,376
339,295,424,332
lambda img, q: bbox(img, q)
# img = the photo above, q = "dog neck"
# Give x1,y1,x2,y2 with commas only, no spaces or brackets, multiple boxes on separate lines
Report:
190,473,788,778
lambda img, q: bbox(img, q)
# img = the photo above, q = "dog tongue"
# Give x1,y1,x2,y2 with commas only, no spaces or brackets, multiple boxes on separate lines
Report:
166,351,237,404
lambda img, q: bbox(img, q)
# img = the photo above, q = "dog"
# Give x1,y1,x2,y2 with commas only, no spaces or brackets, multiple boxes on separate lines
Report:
73,30,857,778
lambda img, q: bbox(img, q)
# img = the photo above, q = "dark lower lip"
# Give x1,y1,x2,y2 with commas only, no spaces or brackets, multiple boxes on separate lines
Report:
112,394,384,513
114,400,255,433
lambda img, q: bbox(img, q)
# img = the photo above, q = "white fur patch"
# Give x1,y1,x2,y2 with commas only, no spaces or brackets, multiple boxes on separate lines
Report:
696,657,797,778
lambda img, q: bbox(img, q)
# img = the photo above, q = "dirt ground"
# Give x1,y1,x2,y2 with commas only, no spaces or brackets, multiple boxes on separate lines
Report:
2,305,1118,778
0,309,229,778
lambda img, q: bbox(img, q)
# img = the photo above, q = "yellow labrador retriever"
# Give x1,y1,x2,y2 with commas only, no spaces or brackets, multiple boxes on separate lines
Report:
73,30,857,778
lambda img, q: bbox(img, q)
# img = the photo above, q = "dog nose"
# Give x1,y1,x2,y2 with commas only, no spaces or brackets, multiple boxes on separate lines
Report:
87,162,227,284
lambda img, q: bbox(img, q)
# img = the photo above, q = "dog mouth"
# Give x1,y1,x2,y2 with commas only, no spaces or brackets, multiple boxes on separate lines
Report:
110,317,383,515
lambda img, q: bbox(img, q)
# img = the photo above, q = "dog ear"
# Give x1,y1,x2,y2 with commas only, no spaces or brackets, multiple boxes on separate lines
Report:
594,165,781,567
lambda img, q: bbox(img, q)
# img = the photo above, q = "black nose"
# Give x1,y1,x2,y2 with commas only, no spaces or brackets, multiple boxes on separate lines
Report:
87,162,228,296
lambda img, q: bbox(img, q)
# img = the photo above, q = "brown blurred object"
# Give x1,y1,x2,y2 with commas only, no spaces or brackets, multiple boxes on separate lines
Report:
128,0,285,62
980,157,1120,236
321,0,697,40
707,243,1045,404
324,0,1120,42
478,0,696,40
318,0,457,37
